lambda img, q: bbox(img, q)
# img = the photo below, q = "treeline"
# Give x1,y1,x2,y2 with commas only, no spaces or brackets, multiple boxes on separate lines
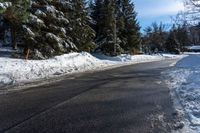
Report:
142,22,190,54
141,0,200,54
0,0,140,59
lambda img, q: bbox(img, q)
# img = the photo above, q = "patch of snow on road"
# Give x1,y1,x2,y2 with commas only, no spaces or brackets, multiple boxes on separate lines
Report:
0,52,184,88
166,54,200,133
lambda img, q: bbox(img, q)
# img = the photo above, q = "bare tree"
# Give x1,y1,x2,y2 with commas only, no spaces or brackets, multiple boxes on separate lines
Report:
183,0,200,44
184,0,200,24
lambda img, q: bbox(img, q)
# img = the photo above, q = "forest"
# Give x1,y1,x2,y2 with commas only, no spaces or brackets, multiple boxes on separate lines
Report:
0,0,199,59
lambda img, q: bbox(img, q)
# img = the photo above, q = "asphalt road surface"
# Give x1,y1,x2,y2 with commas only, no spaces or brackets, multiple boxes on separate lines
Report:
0,59,182,133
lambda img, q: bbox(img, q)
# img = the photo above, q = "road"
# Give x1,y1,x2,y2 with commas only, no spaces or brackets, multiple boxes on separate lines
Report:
0,59,182,133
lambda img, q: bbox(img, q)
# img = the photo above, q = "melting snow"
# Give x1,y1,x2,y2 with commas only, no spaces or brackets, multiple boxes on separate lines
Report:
166,53,200,133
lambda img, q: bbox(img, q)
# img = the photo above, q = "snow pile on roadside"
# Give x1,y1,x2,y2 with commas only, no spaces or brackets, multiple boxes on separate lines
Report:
0,52,183,87
94,54,165,63
165,54,200,133
0,52,106,86
94,53,182,63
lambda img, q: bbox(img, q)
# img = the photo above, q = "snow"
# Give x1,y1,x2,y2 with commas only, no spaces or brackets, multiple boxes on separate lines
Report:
94,53,180,63
0,2,12,10
46,33,61,43
29,14,45,27
46,5,58,14
35,9,47,17
23,25,35,37
0,52,184,90
190,46,200,50
165,53,200,133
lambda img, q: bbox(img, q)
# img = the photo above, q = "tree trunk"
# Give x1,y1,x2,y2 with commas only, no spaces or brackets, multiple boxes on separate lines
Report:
11,26,17,50
25,48,30,60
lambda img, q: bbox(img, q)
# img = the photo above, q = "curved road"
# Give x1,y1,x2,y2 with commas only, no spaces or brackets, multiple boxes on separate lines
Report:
0,59,182,133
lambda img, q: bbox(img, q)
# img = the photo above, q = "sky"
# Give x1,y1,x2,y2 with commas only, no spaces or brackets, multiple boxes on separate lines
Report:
134,0,184,31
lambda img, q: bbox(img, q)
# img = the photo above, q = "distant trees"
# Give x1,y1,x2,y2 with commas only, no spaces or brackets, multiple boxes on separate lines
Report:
142,22,168,53
164,24,189,54
165,26,180,54
142,21,190,54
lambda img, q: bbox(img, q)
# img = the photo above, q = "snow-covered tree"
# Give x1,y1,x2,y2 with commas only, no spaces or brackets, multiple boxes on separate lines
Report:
69,0,96,52
1,0,30,49
118,0,141,53
91,0,122,55
21,0,96,59
22,0,76,59
90,0,140,55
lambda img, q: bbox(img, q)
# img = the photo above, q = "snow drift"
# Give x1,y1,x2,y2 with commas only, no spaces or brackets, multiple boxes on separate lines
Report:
0,52,183,88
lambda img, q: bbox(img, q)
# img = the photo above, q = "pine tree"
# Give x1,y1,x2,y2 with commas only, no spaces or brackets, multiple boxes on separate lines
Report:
165,27,180,54
70,0,96,52
90,0,103,35
120,0,140,54
15,0,77,59
176,24,190,51
91,0,122,55
91,0,140,55
1,0,30,49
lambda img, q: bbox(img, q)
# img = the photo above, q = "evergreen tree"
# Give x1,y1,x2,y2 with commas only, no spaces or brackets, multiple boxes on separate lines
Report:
1,0,30,49
23,0,77,59
165,27,180,54
70,0,96,52
90,0,103,34
176,24,190,51
93,0,121,55
91,0,140,55
119,0,141,54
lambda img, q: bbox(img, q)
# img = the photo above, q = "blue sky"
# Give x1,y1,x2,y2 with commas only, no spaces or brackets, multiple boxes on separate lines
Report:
134,0,184,31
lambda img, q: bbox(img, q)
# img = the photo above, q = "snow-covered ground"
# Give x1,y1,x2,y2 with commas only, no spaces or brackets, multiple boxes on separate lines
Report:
0,52,184,90
165,53,200,133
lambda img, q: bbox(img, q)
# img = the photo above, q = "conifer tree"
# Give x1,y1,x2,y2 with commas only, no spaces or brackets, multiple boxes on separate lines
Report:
1,0,30,49
165,27,180,54
176,24,190,51
90,0,103,34
70,0,96,52
91,0,122,55
91,0,141,55
120,0,140,53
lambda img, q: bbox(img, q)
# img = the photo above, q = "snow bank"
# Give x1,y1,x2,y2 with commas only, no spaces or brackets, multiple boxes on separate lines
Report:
0,52,105,86
94,53,181,63
165,54,200,133
0,52,183,88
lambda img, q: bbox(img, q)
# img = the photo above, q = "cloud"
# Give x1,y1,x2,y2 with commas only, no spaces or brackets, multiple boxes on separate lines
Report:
135,0,184,17
134,0,184,30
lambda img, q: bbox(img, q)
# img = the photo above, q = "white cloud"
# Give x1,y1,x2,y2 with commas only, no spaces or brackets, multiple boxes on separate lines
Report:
136,0,184,17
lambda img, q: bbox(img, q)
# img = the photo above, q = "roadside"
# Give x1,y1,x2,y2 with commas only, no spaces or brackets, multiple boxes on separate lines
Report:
165,53,200,133
0,59,184,133
0,51,185,93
